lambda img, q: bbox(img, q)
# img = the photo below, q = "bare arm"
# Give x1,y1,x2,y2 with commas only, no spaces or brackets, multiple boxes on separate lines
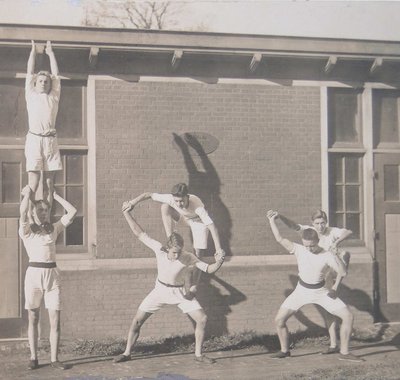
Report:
330,228,352,252
53,192,77,221
20,185,32,223
122,202,145,237
278,213,301,232
45,41,59,76
207,223,223,253
267,210,294,252
124,192,153,211
206,250,225,274
27,40,36,75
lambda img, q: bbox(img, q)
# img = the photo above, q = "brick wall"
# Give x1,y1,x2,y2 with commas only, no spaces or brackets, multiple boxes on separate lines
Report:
95,80,321,259
59,262,374,340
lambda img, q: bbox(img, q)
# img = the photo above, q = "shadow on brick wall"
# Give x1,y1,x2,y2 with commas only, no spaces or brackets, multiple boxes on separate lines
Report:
172,133,232,256
192,274,247,337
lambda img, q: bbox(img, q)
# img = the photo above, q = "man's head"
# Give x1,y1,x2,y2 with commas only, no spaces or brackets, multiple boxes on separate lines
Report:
35,71,52,94
310,209,328,234
32,199,51,225
164,232,184,261
171,183,189,209
301,228,322,254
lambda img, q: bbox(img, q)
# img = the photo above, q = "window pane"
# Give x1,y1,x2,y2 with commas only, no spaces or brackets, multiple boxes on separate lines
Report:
57,86,84,139
66,186,83,215
0,82,27,138
384,165,400,201
331,213,344,229
331,156,343,184
331,185,344,211
328,88,362,146
66,216,83,245
346,213,360,239
345,156,359,183
345,185,360,212
66,155,83,184
373,90,400,147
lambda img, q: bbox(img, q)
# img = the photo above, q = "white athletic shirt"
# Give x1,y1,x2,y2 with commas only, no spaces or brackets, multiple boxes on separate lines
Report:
151,193,213,225
138,233,208,285
19,215,71,262
290,243,340,284
298,225,346,251
25,73,61,135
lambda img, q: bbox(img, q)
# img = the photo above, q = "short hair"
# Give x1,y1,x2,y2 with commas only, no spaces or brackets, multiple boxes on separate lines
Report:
301,228,319,242
171,183,188,197
310,209,328,222
36,70,52,80
164,232,184,251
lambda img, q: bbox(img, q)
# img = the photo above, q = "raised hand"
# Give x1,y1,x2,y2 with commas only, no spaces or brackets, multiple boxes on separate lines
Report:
122,201,132,213
267,209,278,221
45,40,53,55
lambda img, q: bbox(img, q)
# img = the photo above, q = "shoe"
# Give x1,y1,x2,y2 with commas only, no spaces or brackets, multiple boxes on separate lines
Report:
28,359,38,370
321,346,339,355
338,353,365,363
114,354,131,363
194,355,216,364
271,351,291,359
50,360,67,370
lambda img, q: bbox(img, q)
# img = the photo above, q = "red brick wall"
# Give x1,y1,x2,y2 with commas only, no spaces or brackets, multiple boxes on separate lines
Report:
95,81,321,259
60,262,374,340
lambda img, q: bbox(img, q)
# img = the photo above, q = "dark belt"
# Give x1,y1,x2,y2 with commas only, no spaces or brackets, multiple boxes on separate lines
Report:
29,262,57,268
298,278,325,289
158,279,183,288
29,130,57,137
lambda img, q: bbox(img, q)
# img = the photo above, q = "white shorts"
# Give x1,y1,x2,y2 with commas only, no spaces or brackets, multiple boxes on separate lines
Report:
24,267,61,310
280,283,346,314
25,133,62,172
139,281,202,314
187,220,209,250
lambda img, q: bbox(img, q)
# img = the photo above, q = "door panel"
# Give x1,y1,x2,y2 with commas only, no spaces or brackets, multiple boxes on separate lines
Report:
374,153,400,322
0,149,28,338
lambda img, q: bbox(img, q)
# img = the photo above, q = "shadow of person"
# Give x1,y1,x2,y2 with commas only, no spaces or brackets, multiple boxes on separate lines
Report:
172,132,232,257
192,273,247,337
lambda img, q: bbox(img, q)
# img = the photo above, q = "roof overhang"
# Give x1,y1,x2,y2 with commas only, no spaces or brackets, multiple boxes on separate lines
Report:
1,24,400,85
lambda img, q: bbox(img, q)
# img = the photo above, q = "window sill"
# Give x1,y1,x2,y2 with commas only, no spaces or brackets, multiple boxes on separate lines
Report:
56,248,373,271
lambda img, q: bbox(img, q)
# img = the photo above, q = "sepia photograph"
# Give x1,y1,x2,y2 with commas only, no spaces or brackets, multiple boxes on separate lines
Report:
0,1,399,379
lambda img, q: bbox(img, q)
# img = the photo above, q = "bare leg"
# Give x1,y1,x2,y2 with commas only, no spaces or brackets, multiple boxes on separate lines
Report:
160,204,180,237
48,309,61,362
331,306,354,355
122,310,152,356
187,309,208,357
274,307,296,353
28,171,40,194
28,309,40,360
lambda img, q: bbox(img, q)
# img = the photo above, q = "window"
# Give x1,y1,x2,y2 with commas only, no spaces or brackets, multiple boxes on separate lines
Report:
0,79,87,253
327,88,364,244
329,154,363,241
373,89,400,149
328,88,363,148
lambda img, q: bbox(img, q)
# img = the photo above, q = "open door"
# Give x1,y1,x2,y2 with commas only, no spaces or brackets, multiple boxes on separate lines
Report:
374,153,400,322
0,149,28,338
